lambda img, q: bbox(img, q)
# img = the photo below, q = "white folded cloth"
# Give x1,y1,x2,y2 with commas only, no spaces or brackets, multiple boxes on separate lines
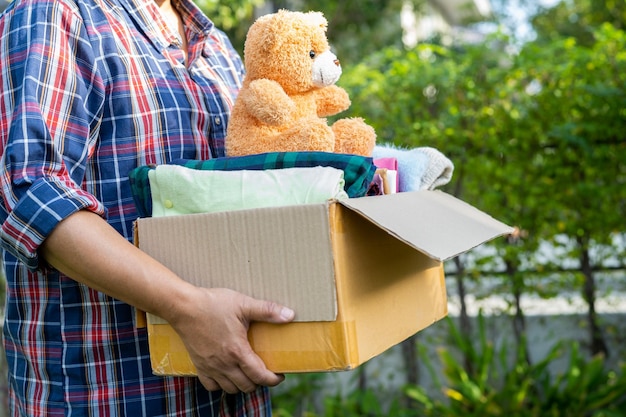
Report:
148,164,348,217
372,145,454,191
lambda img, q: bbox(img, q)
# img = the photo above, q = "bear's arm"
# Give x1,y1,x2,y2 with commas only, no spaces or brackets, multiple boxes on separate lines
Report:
315,85,351,117
240,79,296,125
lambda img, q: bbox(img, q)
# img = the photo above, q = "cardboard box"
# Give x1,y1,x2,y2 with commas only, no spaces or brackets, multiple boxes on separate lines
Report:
134,190,513,374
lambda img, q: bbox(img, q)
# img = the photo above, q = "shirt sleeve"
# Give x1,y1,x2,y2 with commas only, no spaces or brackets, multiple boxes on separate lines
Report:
0,0,106,270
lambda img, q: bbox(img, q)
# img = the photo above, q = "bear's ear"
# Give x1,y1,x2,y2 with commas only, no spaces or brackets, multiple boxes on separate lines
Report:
302,11,328,32
245,13,279,54
247,10,300,53
246,10,328,55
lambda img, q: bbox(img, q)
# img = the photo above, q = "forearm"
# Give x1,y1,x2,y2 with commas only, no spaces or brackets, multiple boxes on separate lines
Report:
39,209,295,393
39,209,196,325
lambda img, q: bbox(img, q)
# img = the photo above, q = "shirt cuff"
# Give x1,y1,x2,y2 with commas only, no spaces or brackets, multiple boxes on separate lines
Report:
0,177,105,271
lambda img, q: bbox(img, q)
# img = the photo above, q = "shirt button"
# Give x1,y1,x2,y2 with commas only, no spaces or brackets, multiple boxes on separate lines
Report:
164,199,174,209
214,117,221,125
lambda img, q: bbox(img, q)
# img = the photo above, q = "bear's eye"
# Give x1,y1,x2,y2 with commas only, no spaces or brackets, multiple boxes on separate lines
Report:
309,50,316,59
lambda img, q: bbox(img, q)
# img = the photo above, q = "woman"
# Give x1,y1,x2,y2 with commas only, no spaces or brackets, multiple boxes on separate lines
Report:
0,0,294,414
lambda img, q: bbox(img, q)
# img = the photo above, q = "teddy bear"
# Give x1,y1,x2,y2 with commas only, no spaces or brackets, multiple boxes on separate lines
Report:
225,9,376,157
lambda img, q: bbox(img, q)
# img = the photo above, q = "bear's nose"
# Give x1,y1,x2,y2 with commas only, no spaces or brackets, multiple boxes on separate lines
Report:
334,59,340,66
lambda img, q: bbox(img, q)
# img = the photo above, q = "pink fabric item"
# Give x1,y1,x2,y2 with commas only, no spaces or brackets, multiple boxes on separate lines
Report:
374,157,399,190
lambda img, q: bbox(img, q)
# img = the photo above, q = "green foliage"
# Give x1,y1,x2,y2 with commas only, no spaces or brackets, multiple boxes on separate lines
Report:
194,0,263,52
271,368,412,417
271,373,327,417
532,0,626,45
406,316,626,416
294,0,424,66
195,1,429,65
272,317,626,416
191,2,626,412
513,24,626,245
194,0,261,30
321,389,409,417
340,22,626,275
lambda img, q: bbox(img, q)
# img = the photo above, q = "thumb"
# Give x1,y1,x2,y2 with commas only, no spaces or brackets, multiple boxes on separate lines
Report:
242,297,295,325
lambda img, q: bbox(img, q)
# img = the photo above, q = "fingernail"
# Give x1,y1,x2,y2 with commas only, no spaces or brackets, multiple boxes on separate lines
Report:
280,307,295,321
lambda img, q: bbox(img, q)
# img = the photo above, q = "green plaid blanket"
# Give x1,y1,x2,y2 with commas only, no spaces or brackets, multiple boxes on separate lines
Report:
129,152,376,217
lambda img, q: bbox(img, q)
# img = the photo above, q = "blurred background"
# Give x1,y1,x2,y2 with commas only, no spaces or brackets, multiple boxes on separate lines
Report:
199,1,625,415
0,0,624,416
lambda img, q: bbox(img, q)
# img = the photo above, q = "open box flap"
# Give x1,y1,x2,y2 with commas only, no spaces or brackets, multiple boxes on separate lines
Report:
339,190,515,262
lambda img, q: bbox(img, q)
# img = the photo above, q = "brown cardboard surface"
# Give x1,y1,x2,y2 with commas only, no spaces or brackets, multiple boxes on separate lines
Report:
340,190,513,261
134,190,513,374
136,204,337,322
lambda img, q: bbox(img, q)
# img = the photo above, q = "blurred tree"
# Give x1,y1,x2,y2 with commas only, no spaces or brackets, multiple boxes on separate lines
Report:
339,20,626,357
337,36,537,366
293,0,425,65
532,0,626,45
196,0,429,64
512,24,626,356
197,0,626,364
195,0,263,52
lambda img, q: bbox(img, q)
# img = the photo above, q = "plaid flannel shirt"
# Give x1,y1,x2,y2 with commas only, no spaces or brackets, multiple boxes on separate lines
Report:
0,0,273,414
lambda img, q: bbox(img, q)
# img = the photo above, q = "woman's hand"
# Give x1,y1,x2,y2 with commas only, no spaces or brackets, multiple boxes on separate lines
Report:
169,287,294,393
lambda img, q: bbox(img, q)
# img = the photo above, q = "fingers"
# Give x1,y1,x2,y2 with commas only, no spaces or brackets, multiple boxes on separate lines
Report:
199,368,261,394
198,353,285,394
238,348,285,388
196,344,285,393
172,288,294,395
241,297,295,325
198,375,221,392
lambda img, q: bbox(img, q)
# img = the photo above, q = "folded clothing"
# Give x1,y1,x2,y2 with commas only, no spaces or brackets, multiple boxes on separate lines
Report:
129,151,376,217
149,165,348,217
372,145,454,192
374,157,399,192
